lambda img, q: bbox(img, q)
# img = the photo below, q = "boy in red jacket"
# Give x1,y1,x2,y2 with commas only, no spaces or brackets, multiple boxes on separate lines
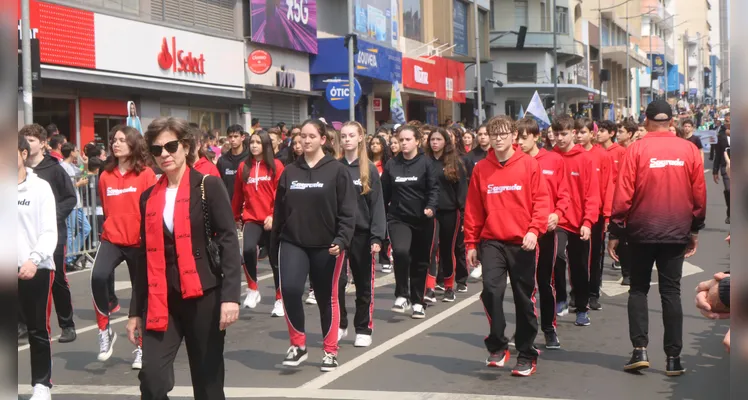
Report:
552,115,600,326
465,115,550,377
517,117,570,350
603,120,633,282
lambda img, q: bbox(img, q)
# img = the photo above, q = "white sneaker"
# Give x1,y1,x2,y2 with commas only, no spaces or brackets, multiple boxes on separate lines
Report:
242,289,261,309
271,299,285,317
132,346,143,369
381,264,393,273
412,304,426,319
338,327,348,341
30,384,51,400
470,264,483,279
305,290,317,305
391,296,411,313
97,328,116,361
354,334,372,347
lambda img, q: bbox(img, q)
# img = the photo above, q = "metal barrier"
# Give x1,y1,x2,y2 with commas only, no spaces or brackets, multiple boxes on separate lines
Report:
65,174,101,270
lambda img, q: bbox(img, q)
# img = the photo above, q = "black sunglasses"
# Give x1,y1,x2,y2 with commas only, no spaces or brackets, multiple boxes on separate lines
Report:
149,140,180,157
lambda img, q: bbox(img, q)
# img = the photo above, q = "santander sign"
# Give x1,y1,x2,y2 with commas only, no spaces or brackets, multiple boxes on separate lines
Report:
157,37,206,75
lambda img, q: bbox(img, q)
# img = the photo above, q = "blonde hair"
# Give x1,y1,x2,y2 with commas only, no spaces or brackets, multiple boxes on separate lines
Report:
340,121,372,195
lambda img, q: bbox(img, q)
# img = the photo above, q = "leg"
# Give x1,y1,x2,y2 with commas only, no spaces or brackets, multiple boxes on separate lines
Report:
90,241,125,330
388,220,413,299
566,233,590,313
182,289,227,400
722,167,730,219
242,223,265,291
536,231,557,333
263,230,281,300
338,249,350,331
454,210,469,287
437,211,459,289
589,215,605,299
507,244,540,360
20,269,54,388
278,241,311,349
309,247,344,354
348,234,375,335
619,239,632,280
626,243,657,349
139,299,184,400
479,241,510,353
52,243,75,329
410,219,437,306
553,228,569,303
655,244,687,357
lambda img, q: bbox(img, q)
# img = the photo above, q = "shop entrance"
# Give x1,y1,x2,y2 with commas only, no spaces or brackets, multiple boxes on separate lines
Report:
93,115,126,146
33,97,74,139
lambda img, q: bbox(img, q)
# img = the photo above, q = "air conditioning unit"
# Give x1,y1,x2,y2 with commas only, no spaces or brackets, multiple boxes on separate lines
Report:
427,45,436,56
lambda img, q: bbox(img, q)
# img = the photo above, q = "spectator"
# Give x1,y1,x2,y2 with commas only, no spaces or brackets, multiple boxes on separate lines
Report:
251,118,261,132
48,134,66,161
61,143,92,270
45,123,59,137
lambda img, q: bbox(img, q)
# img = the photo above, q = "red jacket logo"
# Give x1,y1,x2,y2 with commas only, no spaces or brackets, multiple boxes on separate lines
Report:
157,37,206,75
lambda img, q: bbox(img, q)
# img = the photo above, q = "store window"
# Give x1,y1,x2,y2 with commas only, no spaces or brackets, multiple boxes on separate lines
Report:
93,115,126,146
33,97,74,140
189,110,229,134
403,0,422,42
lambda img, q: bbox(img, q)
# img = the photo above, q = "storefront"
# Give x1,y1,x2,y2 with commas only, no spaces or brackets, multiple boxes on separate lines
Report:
401,56,466,125
18,0,245,145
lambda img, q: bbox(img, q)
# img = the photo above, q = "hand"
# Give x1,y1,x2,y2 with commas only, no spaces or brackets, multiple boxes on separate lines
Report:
608,238,620,262
18,260,37,280
126,316,143,346
713,174,719,184
219,302,240,330
329,244,341,256
521,232,538,251
724,329,730,353
547,213,559,231
424,209,434,218
726,234,730,245
467,249,479,268
685,235,698,258
694,272,730,319
604,221,609,232
263,216,273,231
77,177,89,187
580,226,591,241
235,220,243,230
371,243,381,254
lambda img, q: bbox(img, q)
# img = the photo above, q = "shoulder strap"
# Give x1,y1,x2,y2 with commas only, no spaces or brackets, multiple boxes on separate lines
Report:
201,175,213,241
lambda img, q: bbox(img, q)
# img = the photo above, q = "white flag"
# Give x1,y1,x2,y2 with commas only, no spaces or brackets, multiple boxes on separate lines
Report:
525,91,551,129
390,81,406,124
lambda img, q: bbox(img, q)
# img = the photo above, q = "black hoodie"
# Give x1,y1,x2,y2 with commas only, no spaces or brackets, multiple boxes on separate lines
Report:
271,154,357,250
340,157,386,246
216,146,249,199
431,155,468,211
33,154,77,245
381,150,439,225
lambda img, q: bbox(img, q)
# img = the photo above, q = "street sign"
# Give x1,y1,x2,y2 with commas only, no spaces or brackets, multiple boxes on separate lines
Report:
326,78,362,110
588,93,594,101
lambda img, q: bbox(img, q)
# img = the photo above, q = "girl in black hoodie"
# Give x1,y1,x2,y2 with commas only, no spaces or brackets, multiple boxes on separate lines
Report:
271,119,356,372
381,125,439,319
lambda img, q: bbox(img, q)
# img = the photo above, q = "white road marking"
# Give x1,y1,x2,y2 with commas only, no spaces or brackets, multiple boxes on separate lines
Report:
17,385,570,400
600,261,704,297
300,292,482,390
114,280,131,291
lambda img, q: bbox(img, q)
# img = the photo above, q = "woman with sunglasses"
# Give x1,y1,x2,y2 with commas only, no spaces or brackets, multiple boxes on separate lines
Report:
232,131,285,317
128,117,241,399
92,125,156,368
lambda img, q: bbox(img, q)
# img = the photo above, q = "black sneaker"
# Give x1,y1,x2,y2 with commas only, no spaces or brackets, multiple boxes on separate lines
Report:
456,283,468,293
442,289,456,302
624,348,650,372
544,332,560,349
511,358,537,377
434,283,445,292
424,289,437,304
258,246,269,260
320,352,339,372
725,216,730,224
282,346,308,367
621,276,631,286
486,349,510,368
59,327,77,343
666,356,686,376
589,297,602,311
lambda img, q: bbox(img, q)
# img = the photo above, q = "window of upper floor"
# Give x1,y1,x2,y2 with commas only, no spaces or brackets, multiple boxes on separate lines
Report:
151,0,236,35
403,0,422,42
52,0,139,15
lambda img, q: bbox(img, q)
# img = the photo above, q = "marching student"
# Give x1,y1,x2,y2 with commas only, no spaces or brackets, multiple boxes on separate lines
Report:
285,130,304,166
232,131,285,317
216,125,248,199
337,121,387,347
424,128,468,302
193,129,220,178
381,125,439,319
464,115,550,377
271,119,356,372
552,115,600,326
92,125,157,368
368,135,393,273
516,117,571,349
18,135,58,400
389,135,401,157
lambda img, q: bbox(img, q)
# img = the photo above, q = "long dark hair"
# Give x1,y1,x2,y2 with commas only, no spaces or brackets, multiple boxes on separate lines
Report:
242,130,277,181
300,119,335,157
425,128,464,182
449,127,467,156
367,135,390,166
285,130,303,165
105,124,149,174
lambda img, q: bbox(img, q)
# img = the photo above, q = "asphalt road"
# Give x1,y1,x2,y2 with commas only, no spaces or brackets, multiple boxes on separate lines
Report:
18,171,730,400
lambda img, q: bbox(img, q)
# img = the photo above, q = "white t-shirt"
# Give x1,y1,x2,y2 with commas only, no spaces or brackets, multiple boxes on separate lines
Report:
163,187,178,232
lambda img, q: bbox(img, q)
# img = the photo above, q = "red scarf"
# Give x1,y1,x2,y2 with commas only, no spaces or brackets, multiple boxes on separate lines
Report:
144,168,204,331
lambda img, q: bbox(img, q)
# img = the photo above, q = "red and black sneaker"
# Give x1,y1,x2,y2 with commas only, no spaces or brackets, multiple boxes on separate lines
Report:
486,349,510,368
511,358,537,377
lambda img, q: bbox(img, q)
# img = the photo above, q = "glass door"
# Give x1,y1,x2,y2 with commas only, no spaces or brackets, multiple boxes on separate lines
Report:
93,115,126,146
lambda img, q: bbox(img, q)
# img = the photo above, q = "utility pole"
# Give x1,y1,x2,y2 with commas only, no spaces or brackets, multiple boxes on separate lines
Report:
649,25,653,102
21,0,33,124
625,1,629,116
552,0,558,115
474,0,482,125
347,0,355,121
598,0,603,119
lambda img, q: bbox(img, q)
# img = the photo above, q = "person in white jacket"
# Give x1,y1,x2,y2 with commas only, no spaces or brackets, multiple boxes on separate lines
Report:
18,135,58,400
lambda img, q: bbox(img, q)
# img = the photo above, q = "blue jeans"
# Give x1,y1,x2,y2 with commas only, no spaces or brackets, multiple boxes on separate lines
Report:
66,208,91,264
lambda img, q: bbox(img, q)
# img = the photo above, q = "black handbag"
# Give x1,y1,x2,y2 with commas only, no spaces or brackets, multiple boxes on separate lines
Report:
201,175,223,277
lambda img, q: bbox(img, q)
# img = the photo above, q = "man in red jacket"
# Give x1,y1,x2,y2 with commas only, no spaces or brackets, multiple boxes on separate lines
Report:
517,117,570,350
465,115,550,377
608,100,706,376
552,115,600,326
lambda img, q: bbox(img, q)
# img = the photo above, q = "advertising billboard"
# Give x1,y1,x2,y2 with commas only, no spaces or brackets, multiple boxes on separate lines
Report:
353,0,396,48
250,0,318,54
453,0,468,55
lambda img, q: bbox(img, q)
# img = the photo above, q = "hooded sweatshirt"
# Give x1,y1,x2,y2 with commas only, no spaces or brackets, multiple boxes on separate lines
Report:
232,158,285,224
464,149,550,249
534,148,571,220
271,154,356,249
18,169,58,271
99,166,157,247
431,155,468,211
217,146,250,199
586,144,613,218
381,150,439,226
32,154,77,245
194,156,220,178
553,145,600,233
340,157,387,246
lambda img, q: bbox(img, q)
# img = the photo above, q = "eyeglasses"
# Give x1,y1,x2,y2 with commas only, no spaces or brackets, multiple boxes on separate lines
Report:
488,131,512,140
149,140,180,157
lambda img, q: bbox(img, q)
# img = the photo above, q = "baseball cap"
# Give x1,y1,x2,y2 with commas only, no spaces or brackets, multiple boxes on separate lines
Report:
645,100,673,122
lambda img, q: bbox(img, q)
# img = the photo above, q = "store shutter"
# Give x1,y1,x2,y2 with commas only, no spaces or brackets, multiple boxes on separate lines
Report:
250,93,301,128
154,0,234,34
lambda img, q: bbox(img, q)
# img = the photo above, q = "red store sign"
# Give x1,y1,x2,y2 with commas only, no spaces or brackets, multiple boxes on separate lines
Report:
402,56,466,103
248,50,272,74
157,37,206,75
402,57,440,93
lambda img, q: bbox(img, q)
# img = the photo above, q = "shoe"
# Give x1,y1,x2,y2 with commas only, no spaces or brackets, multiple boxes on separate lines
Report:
412,304,426,319
508,334,516,347
305,290,317,305
569,296,576,312
442,289,456,302
354,334,372,347
456,283,468,293
486,349,510,368
381,264,393,273
589,297,602,311
511,358,537,377
18,323,28,339
424,289,437,304
624,348,650,372
338,327,348,341
666,356,686,376
320,351,339,372
258,246,268,260
575,312,591,326
283,346,308,367
391,297,412,314
132,346,143,369
725,216,730,224
59,326,77,343
271,299,285,317
243,289,261,309
435,283,445,292
109,298,121,314
544,332,561,349
97,328,116,361
621,276,631,286
555,301,569,317
470,264,483,279
29,383,51,400
612,260,621,270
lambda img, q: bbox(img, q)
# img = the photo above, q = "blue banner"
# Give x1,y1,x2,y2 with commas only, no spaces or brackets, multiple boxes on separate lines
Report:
652,54,665,76
310,38,402,83
667,64,679,92
453,0,468,55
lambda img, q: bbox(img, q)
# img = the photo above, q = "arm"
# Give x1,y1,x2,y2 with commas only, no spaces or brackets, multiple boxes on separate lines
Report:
554,161,571,220
690,147,707,233
581,157,601,230
609,148,637,238
712,135,725,174
424,159,440,214
231,162,245,221
529,164,550,237
332,167,357,250
32,183,58,265
55,166,77,224
269,169,288,263
205,176,242,304
380,161,392,213
129,191,150,318
601,154,613,219
463,168,485,251
367,169,387,246
456,163,469,210
270,161,284,217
